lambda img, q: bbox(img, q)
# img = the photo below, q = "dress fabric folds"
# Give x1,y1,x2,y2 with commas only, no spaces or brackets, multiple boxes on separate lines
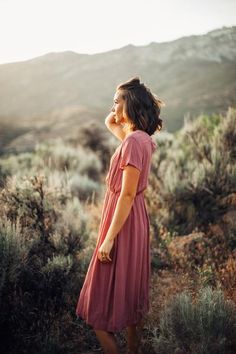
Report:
76,130,157,333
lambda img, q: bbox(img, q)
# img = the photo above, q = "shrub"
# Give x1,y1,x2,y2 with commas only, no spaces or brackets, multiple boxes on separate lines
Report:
68,173,100,202
35,138,102,179
0,175,91,353
0,138,104,204
153,286,236,354
148,107,236,236
167,229,235,273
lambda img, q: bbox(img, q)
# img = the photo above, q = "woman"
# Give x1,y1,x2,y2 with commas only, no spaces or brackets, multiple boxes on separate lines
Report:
76,77,164,354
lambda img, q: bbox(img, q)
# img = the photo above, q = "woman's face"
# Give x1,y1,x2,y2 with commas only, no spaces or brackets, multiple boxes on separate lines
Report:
111,90,126,124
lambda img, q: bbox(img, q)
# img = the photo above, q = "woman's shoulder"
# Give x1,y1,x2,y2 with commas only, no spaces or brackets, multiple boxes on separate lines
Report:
123,131,157,155
126,130,156,147
122,130,150,144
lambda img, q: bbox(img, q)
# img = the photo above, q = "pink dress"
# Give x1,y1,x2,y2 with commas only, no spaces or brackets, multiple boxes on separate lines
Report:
75,130,157,333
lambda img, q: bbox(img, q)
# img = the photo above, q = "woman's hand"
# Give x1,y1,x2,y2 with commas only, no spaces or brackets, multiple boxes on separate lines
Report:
105,112,116,124
97,238,114,263
105,112,123,126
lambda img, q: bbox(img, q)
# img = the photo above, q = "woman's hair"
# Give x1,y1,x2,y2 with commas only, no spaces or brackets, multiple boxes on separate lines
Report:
116,76,165,135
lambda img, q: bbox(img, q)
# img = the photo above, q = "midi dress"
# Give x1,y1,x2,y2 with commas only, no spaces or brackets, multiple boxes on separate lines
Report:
76,129,157,333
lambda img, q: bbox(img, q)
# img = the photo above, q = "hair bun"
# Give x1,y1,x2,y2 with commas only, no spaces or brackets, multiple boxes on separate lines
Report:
126,77,141,88
133,78,149,92
131,77,141,84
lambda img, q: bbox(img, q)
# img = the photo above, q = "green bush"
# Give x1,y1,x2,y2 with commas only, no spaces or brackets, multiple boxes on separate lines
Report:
153,286,236,354
35,138,102,179
68,173,100,202
0,138,104,203
149,107,236,235
0,175,92,353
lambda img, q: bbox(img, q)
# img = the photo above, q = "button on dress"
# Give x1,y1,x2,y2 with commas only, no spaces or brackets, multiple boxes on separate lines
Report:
75,130,157,333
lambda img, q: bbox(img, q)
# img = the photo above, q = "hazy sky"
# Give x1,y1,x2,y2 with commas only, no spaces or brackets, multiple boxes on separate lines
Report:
0,0,235,64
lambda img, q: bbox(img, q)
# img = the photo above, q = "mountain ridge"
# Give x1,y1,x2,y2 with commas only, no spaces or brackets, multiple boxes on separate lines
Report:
0,25,235,152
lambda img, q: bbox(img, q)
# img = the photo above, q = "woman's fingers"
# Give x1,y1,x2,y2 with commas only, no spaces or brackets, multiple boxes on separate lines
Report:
98,252,112,262
107,255,112,261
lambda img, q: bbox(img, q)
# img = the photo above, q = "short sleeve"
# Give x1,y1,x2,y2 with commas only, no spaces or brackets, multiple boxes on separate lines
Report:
119,137,143,172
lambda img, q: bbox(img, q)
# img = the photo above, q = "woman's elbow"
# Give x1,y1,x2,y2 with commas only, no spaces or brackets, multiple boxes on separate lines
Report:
119,192,136,202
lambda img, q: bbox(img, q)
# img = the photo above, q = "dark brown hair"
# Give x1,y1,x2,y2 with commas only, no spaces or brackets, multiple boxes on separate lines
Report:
116,76,165,135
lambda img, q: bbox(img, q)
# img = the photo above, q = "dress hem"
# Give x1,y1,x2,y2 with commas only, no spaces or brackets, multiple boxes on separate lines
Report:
76,308,150,333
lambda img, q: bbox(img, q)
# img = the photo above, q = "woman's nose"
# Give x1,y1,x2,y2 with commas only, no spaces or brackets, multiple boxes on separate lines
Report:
110,105,115,112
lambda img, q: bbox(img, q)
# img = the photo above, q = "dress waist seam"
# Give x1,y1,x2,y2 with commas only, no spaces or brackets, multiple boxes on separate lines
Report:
108,189,145,196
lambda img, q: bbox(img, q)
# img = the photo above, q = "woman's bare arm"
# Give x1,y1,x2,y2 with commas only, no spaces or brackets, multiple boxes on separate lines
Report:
104,164,141,241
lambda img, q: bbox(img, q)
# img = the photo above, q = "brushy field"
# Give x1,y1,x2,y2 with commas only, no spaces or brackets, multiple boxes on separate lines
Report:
0,107,236,353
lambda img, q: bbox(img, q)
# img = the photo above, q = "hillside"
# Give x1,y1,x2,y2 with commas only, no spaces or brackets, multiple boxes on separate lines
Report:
0,26,235,152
